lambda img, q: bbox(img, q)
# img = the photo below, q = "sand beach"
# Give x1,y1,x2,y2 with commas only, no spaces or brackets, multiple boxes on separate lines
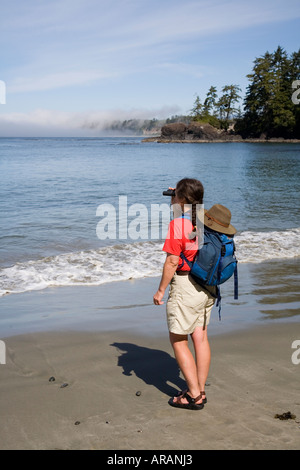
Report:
0,267,299,451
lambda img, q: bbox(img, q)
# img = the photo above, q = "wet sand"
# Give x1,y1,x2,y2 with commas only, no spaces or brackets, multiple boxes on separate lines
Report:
0,261,299,450
0,322,299,450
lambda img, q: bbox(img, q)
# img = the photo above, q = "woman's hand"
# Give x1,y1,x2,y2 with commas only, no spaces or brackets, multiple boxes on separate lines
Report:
153,253,179,306
153,289,165,305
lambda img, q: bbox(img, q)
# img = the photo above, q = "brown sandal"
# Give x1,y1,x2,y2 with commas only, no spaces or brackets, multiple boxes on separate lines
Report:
200,391,207,404
176,388,207,404
169,391,204,410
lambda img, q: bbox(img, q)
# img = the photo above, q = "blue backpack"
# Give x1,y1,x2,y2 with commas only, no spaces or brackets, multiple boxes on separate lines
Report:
180,227,238,319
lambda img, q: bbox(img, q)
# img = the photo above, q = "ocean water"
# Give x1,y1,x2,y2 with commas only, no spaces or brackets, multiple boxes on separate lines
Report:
0,137,299,315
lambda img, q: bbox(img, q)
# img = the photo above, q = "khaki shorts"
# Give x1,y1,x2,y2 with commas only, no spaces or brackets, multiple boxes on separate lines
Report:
166,273,216,335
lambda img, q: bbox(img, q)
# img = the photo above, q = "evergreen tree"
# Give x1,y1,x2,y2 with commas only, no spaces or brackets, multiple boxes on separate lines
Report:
203,86,218,116
235,47,300,138
216,85,242,129
190,95,203,120
218,85,242,120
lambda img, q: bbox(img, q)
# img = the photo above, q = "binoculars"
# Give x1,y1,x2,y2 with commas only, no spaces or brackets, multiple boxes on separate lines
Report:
162,189,175,197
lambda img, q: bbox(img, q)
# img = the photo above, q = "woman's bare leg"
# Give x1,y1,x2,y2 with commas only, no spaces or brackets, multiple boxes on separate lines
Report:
190,326,211,398
169,332,202,403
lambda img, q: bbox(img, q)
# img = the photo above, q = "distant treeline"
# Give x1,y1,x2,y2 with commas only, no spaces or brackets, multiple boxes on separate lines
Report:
103,115,189,135
189,46,300,138
104,46,300,139
237,46,300,138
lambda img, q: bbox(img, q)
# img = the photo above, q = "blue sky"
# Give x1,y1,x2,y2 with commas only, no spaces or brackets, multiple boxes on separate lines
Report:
0,0,299,136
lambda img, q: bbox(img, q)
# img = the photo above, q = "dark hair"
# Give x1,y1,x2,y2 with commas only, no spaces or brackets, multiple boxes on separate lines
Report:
175,178,204,229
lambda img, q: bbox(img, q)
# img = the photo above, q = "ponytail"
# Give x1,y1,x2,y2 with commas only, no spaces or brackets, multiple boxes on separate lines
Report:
175,178,204,240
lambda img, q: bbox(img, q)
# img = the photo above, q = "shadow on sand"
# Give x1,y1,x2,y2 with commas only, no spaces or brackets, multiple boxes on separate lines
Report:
111,342,186,397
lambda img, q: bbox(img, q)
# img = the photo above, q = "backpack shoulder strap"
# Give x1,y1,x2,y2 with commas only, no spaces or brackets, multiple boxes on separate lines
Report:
178,252,193,270
177,213,193,270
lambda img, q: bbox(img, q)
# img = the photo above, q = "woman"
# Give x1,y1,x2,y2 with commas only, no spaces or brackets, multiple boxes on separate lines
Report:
153,178,215,410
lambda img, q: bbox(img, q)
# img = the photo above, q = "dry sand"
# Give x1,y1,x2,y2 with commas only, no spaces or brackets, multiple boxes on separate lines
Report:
0,322,299,450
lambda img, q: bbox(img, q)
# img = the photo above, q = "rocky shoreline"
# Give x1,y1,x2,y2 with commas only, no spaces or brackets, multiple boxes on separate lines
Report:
142,122,300,143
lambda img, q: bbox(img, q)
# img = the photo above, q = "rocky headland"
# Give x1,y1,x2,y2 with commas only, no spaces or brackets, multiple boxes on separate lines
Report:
142,122,300,143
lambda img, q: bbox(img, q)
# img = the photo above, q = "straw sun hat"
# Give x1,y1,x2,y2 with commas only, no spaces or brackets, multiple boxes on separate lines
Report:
202,204,237,235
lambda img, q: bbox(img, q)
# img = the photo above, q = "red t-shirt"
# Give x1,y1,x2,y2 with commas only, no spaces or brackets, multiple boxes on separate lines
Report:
163,216,198,271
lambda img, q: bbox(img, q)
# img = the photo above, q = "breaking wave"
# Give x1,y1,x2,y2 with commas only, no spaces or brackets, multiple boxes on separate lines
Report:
0,228,299,297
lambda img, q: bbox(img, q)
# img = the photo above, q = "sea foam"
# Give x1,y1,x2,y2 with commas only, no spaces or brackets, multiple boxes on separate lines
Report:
0,228,299,297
